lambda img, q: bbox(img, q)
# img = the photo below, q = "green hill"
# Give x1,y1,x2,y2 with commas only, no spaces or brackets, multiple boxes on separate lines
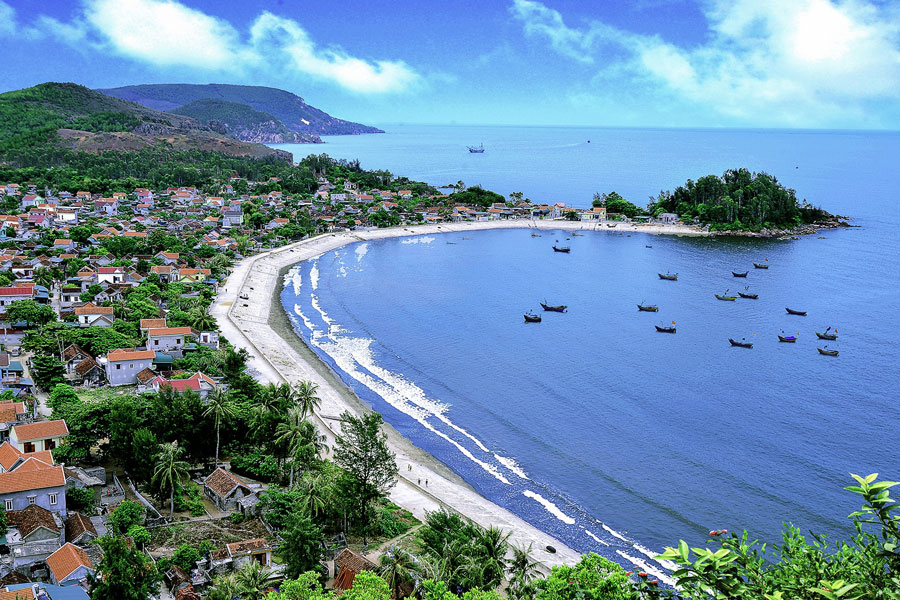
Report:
99,83,383,136
169,98,321,144
0,82,291,161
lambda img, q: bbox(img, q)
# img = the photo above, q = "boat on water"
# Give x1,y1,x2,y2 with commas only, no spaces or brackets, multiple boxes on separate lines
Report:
729,338,753,348
467,143,484,153
817,347,839,357
572,232,584,236
552,245,571,253
658,272,678,281
786,307,807,316
732,271,749,278
816,327,837,340
637,303,659,312
446,242,456,245
462,237,472,240
738,287,758,299
645,245,653,248
655,324,676,333
607,223,616,228
754,262,769,269
540,302,567,313
778,335,797,343
715,291,738,301
531,232,542,237
524,311,541,323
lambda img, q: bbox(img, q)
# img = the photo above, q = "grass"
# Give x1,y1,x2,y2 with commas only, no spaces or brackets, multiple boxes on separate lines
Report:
79,385,137,402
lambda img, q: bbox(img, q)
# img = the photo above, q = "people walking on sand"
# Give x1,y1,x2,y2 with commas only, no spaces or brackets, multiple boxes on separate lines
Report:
418,479,421,485
425,479,428,487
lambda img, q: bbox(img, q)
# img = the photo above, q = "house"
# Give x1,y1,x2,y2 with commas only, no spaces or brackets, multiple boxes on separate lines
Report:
225,538,271,568
197,330,219,349
103,348,155,386
150,264,176,283
74,303,114,327
656,213,680,224
4,504,64,572
62,345,90,374
96,266,124,285
139,318,167,335
52,239,75,252
0,459,66,514
64,513,98,546
46,543,94,587
149,372,217,399
154,251,179,265
267,218,289,230
3,584,89,600
177,269,210,284
147,327,193,353
0,441,51,474
333,548,377,590
10,420,69,453
0,287,34,308
73,357,104,385
203,468,255,513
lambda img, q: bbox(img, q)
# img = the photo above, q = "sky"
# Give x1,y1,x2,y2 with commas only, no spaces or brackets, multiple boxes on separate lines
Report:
2,0,900,129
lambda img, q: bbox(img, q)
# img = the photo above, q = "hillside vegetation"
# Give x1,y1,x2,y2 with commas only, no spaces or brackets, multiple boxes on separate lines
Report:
100,83,383,136
170,98,321,144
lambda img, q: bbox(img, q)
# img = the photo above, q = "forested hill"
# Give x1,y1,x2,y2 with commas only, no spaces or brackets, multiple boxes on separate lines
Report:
0,82,291,161
99,83,383,136
169,99,321,144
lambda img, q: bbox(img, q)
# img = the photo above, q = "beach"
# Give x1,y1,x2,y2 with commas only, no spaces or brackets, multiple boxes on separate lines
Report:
211,218,702,573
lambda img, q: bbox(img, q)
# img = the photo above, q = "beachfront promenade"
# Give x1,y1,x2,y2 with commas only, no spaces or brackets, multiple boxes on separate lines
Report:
212,219,696,570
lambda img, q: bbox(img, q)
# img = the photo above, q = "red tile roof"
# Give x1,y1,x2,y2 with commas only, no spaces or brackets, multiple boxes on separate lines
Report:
12,420,68,442
0,464,65,493
107,348,155,362
46,542,93,582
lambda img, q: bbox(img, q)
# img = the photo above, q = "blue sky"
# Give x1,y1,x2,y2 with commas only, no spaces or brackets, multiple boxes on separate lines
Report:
2,0,899,129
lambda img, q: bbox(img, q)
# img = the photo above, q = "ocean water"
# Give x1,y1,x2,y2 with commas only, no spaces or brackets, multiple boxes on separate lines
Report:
277,126,900,575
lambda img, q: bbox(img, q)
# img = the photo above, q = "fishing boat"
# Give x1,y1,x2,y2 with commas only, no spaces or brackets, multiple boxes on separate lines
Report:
446,242,456,245
738,287,758,299
552,245,571,253
732,271,749,278
467,143,484,153
715,291,738,301
655,324,676,333
572,232,584,237
729,338,753,348
753,262,769,269
531,232,541,237
637,304,659,312
607,223,616,228
645,245,653,248
540,302,567,313
658,272,678,281
778,334,797,343
462,237,472,240
816,327,837,340
785,307,807,316
524,311,541,323
817,347,839,357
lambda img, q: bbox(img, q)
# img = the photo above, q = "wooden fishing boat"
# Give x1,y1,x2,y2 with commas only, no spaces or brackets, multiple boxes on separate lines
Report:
655,325,676,333
738,292,758,299
658,272,678,281
637,304,659,312
785,307,807,316
816,331,837,341
462,237,472,240
446,242,456,245
552,245,570,253
531,232,541,237
540,302,567,313
753,263,769,269
732,271,749,277
715,293,738,301
817,347,839,356
729,338,753,348
645,245,653,248
778,335,797,343
572,232,584,236
524,312,541,323
607,223,617,227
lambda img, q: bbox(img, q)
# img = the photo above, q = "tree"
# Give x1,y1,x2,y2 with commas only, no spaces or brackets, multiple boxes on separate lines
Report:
203,387,236,466
66,487,95,512
152,441,190,519
190,307,216,331
474,526,511,590
343,570,392,600
90,535,160,600
49,383,80,409
33,266,55,289
7,299,56,327
563,210,579,221
276,406,325,486
126,524,151,547
30,355,66,389
295,380,321,419
109,499,145,534
507,543,542,600
0,506,7,538
333,411,398,544
281,512,325,579
235,560,272,599
379,547,421,600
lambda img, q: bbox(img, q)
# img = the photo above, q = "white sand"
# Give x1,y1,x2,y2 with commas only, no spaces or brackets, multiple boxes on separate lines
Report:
212,219,696,570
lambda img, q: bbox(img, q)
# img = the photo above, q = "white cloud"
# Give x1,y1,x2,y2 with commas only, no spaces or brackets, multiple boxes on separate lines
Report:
511,0,900,127
0,1,18,36
19,0,420,94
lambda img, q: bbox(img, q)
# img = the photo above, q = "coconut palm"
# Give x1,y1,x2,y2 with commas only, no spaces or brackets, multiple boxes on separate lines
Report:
475,525,511,590
297,471,330,518
275,406,326,486
191,307,216,332
294,380,321,419
208,573,241,600
379,547,421,600
507,543,543,600
235,560,271,599
151,441,190,519
202,387,235,466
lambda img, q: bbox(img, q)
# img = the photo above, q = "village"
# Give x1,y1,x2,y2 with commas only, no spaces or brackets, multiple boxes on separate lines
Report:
0,171,628,600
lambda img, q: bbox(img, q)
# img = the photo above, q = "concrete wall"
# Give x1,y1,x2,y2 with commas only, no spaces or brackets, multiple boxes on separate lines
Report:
1,484,67,515
105,358,154,386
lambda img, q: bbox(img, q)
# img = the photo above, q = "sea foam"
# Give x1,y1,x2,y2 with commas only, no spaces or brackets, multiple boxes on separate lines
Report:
523,490,576,525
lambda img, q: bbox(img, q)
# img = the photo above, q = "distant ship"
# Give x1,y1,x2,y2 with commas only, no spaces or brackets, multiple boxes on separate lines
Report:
467,143,485,153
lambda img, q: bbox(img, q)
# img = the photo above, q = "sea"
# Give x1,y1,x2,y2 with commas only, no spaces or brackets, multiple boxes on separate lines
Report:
274,126,900,576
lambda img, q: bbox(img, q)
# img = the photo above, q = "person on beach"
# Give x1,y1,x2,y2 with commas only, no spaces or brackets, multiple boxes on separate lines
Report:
418,479,421,485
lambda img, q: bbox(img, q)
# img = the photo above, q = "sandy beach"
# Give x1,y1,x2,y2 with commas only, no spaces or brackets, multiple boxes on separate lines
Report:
211,219,701,571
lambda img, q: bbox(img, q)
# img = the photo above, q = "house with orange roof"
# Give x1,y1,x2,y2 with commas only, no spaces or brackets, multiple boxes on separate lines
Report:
9,420,68,453
46,542,94,586
0,457,66,514
74,303,114,328
147,327,194,353
103,348,156,386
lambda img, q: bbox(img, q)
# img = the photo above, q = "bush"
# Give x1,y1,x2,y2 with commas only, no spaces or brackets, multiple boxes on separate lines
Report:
171,544,201,571
66,487,95,511
127,524,151,546
174,484,205,517
109,499,145,534
230,447,282,481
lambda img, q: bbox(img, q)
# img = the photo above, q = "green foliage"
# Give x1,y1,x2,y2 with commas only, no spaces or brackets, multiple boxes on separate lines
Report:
533,553,632,600
593,191,644,218
49,383,81,409
173,484,206,517
171,543,202,571
0,507,7,537
30,354,66,389
229,445,282,481
90,534,160,600
171,99,309,141
342,570,392,600
259,487,306,530
109,500,145,535
126,524,151,546
66,486,95,512
24,321,141,357
451,187,506,208
280,512,325,579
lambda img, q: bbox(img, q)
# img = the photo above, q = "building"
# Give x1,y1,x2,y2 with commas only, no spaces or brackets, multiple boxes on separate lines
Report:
656,213,680,224
74,303,114,327
0,459,66,514
103,348,155,386
46,543,94,587
0,287,34,308
96,266,124,285
203,468,254,513
147,327,193,353
9,420,69,453
225,538,271,569
64,513,98,546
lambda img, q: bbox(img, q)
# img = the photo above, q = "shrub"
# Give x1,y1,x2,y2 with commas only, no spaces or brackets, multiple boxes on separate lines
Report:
171,544,201,571
66,487,95,511
109,499,145,534
127,525,151,547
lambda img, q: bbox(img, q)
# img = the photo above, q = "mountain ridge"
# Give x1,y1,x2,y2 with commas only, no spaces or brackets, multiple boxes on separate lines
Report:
170,98,322,144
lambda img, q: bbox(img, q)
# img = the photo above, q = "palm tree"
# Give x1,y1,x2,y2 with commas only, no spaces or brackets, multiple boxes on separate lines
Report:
475,525,511,590
191,307,216,332
275,406,326,486
507,543,542,600
297,472,329,518
202,387,235,466
208,574,241,600
294,380,321,419
152,441,190,519
235,560,271,599
111,298,129,320
379,547,420,600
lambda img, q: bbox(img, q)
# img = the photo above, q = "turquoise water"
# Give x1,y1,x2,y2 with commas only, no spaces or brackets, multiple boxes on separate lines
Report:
277,126,900,576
